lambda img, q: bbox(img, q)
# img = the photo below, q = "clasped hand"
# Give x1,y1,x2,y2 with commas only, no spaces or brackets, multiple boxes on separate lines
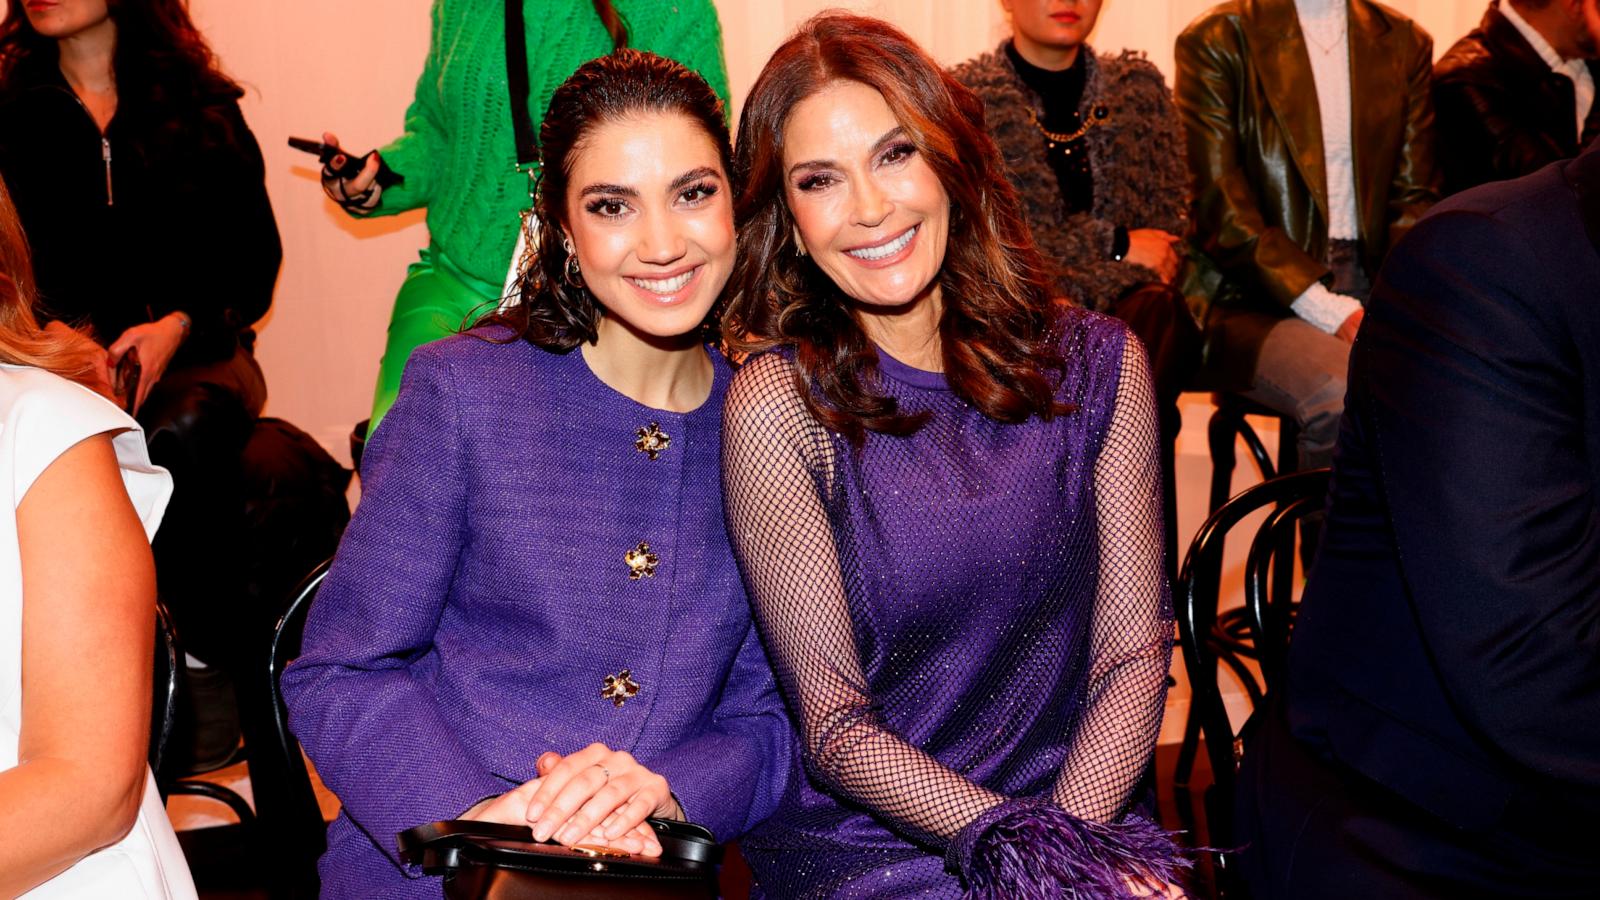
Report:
463,743,682,858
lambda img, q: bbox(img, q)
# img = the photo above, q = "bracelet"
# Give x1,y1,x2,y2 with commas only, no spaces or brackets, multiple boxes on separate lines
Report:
1110,225,1131,262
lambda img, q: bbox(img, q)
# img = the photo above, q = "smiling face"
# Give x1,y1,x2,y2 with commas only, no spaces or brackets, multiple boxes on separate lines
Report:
562,110,734,344
782,80,950,316
22,0,112,41
1003,0,1102,65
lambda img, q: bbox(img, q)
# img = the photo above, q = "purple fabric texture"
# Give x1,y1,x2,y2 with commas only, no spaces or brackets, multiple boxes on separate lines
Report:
281,330,790,898
723,310,1175,897
950,800,1188,898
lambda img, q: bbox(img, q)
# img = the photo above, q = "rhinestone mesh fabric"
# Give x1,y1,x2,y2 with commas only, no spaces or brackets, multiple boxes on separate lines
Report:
723,309,1174,896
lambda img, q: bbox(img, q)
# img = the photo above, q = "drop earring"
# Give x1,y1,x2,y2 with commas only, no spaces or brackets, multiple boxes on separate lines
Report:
562,236,584,288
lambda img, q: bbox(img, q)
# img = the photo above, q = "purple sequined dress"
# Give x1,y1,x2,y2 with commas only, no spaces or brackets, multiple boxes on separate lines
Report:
722,309,1174,897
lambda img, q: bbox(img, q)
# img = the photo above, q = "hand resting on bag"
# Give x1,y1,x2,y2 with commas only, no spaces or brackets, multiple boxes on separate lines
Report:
460,744,680,857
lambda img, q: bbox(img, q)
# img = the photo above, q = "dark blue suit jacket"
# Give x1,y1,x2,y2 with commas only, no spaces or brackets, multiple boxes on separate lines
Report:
1285,143,1600,869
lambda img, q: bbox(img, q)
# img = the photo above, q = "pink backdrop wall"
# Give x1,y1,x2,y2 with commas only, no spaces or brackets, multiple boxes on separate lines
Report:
147,0,1481,463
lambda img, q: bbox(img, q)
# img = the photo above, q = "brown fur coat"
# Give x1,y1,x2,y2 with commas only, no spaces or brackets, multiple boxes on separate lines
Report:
952,43,1189,311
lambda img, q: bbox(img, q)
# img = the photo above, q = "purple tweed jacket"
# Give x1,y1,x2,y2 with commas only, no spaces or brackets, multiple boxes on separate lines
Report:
281,329,791,897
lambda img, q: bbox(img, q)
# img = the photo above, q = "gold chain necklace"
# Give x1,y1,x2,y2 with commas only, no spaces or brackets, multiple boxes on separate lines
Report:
1027,104,1112,148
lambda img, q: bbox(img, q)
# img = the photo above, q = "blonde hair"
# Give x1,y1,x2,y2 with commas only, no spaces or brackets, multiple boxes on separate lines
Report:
0,176,107,394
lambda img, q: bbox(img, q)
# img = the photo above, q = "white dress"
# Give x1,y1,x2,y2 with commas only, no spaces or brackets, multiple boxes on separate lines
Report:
0,364,197,899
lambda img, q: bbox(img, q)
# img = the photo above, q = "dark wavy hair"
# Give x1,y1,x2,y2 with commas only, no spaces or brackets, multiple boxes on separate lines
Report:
724,12,1069,443
483,49,731,352
0,0,243,118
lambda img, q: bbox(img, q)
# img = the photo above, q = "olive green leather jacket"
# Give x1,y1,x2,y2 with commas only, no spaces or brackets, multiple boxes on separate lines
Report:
1174,0,1440,374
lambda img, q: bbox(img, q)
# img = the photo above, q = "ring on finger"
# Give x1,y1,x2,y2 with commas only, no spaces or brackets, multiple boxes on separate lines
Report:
595,764,610,783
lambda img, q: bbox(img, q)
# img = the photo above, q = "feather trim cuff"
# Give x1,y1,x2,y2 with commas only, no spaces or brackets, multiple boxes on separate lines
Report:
948,799,1189,899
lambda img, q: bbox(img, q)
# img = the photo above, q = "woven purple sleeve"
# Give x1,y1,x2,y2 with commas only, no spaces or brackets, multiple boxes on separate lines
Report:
650,621,794,838
281,345,510,873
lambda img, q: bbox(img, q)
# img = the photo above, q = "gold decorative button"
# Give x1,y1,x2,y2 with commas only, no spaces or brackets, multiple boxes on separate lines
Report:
635,423,671,460
624,541,659,580
601,669,640,707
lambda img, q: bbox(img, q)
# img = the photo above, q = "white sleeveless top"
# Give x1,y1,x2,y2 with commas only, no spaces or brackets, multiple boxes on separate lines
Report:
0,364,196,898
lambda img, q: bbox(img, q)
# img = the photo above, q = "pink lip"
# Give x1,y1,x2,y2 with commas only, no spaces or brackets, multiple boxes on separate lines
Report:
843,226,919,271
624,263,704,306
25,0,56,9
1051,11,1081,23
623,263,699,280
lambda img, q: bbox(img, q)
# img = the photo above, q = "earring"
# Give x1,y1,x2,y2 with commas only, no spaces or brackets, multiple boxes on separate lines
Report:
562,237,584,288
796,243,808,258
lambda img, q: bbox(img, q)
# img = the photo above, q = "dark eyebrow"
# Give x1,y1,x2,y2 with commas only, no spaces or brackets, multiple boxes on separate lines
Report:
669,166,721,192
580,182,638,198
787,125,909,178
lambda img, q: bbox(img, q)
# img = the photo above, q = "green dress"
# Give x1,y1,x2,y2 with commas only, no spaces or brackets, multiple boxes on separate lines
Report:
358,0,730,431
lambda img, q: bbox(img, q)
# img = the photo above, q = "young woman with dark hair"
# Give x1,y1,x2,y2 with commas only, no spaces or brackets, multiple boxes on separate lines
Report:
0,0,279,678
722,12,1185,897
316,0,730,433
0,173,193,897
283,50,789,899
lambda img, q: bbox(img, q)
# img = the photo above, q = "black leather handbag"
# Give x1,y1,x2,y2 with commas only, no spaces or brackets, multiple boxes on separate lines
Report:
397,819,722,899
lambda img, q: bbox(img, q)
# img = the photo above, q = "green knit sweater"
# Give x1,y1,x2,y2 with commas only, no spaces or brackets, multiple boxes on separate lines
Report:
368,0,731,289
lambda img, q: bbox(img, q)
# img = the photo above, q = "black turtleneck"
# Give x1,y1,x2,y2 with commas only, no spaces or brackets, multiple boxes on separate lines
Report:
1006,40,1094,214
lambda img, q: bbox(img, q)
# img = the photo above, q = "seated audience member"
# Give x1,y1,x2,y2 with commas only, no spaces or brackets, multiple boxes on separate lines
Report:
952,0,1200,572
0,0,279,684
282,52,789,898
722,13,1184,897
0,175,195,897
1174,0,1439,475
1435,0,1598,194
1235,7,1600,892
316,0,729,433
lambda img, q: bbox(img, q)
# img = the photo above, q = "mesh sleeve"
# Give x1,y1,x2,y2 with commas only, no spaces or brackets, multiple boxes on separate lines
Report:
1052,337,1174,820
722,355,1005,847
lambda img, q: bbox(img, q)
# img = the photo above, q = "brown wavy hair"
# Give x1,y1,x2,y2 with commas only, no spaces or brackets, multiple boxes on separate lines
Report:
482,49,731,352
0,175,105,392
0,0,246,160
723,12,1069,443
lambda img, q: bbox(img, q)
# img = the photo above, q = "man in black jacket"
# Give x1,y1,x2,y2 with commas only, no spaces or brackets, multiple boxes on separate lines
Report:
1234,6,1600,893
1435,0,1599,194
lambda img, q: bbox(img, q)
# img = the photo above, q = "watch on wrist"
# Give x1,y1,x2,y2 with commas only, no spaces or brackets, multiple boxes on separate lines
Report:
1110,226,1130,262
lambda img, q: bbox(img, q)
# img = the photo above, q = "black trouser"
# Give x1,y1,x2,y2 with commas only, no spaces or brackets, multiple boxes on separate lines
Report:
141,343,266,667
1235,697,1599,898
1109,282,1202,580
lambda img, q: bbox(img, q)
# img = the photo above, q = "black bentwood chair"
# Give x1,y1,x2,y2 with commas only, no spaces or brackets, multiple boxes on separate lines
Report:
1171,468,1330,893
151,600,182,776
259,557,335,897
153,600,258,826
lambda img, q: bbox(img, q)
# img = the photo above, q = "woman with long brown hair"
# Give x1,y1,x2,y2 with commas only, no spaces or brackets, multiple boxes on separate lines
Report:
284,51,788,898
315,0,730,433
0,174,193,897
721,13,1185,897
